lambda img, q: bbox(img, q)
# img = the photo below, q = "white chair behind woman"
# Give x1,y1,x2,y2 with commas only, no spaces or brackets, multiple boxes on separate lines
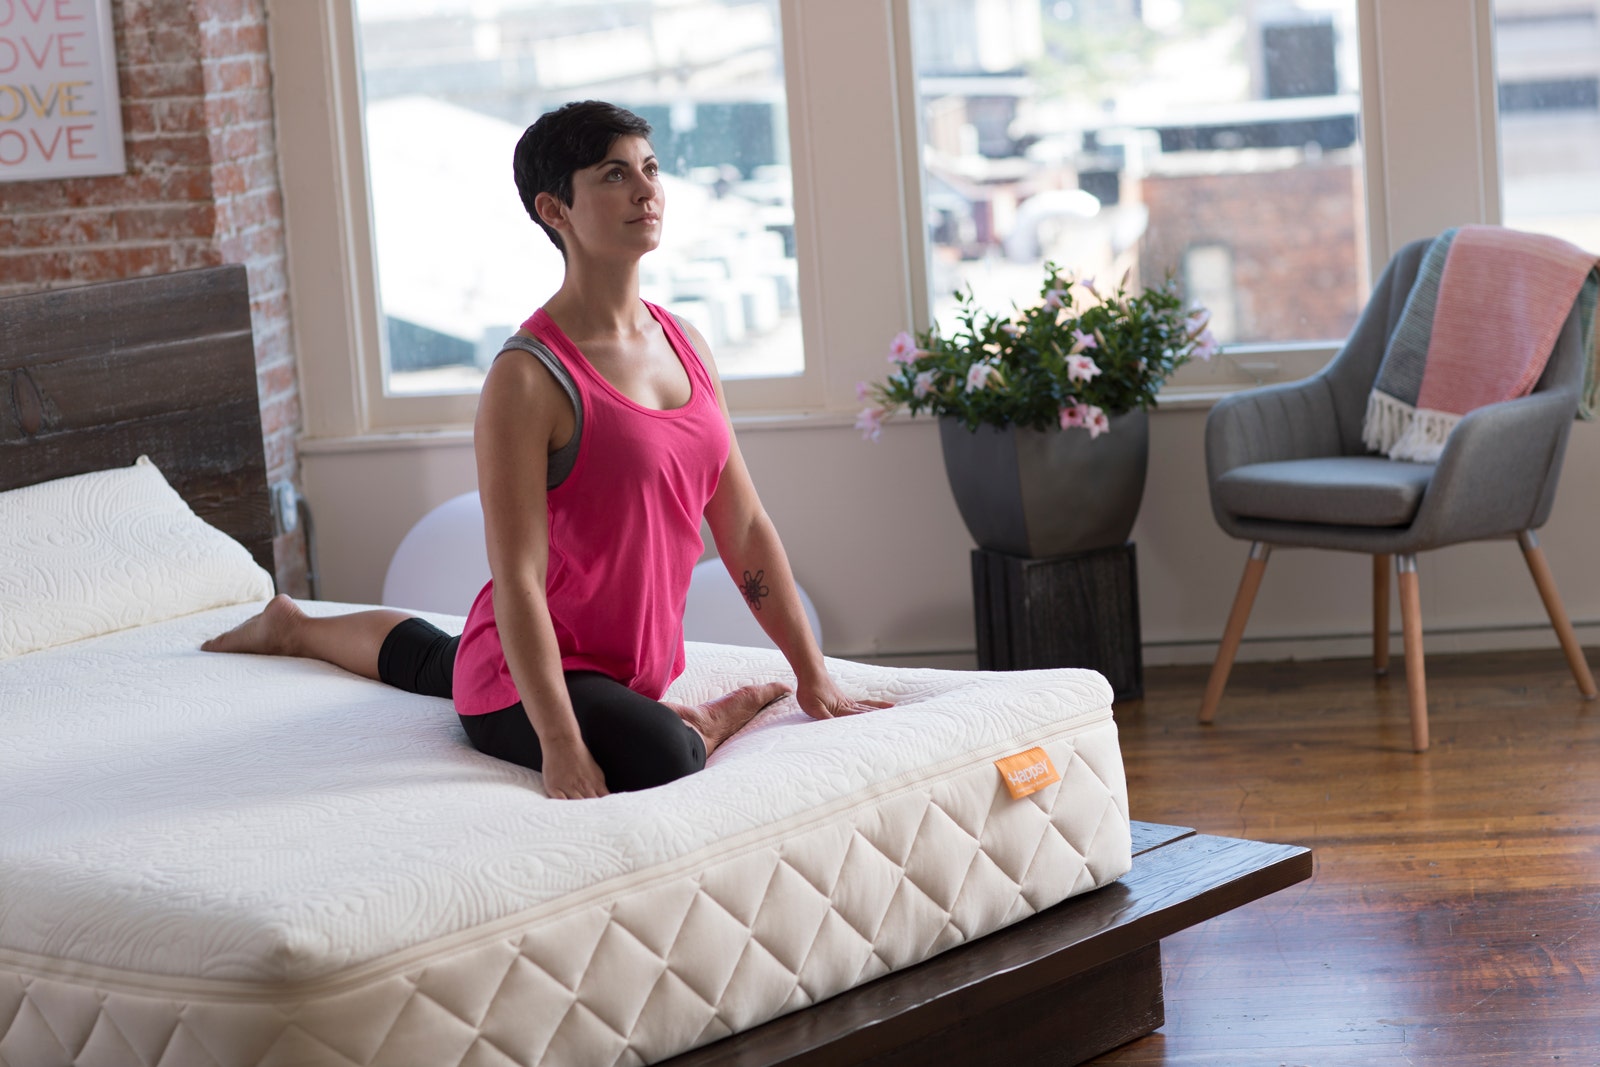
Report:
382,492,822,648
381,492,492,616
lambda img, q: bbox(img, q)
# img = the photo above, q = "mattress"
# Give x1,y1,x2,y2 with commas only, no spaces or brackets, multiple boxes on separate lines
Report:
0,601,1131,1067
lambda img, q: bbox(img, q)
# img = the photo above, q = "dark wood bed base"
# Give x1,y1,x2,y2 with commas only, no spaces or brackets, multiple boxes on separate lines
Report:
0,268,1313,1065
0,265,275,579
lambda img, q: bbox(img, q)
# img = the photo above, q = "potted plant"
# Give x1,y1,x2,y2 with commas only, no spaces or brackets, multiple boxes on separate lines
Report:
858,262,1219,558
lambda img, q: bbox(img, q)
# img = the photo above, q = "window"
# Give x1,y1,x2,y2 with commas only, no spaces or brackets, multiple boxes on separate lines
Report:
1493,0,1600,252
272,0,923,436
352,0,805,399
909,0,1369,390
271,0,1509,438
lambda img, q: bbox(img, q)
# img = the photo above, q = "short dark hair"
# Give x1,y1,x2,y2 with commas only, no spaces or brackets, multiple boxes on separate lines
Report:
513,100,654,255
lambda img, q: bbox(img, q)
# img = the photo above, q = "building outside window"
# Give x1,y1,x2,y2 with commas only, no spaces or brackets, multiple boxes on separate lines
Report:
1493,0,1600,251
353,0,804,398
910,0,1367,386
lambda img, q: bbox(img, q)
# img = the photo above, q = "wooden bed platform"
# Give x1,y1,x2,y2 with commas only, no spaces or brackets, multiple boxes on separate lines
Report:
1,267,1313,1066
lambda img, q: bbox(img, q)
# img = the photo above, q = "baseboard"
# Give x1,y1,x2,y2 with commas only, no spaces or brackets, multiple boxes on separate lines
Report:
1143,618,1600,667
837,620,1600,673
841,649,979,671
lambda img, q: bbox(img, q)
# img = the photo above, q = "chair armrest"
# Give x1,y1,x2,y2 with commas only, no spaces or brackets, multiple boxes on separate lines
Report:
1408,390,1578,547
1205,375,1344,482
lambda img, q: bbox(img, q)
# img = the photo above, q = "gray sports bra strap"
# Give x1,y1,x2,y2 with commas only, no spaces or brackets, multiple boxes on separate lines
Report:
496,335,582,490
668,312,705,361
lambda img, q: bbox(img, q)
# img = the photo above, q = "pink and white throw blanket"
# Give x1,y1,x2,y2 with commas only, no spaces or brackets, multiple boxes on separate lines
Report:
1363,225,1600,462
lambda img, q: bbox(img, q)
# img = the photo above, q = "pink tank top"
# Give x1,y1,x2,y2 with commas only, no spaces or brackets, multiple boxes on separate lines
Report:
452,302,730,714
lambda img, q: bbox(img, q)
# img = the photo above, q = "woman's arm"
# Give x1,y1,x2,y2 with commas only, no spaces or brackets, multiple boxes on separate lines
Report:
689,323,892,719
475,350,609,798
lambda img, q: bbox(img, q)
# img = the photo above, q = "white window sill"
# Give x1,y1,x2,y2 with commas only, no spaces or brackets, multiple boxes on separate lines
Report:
294,383,1271,454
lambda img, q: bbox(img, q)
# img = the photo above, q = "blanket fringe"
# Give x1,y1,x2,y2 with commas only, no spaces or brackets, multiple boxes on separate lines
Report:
1387,407,1459,463
1362,390,1415,454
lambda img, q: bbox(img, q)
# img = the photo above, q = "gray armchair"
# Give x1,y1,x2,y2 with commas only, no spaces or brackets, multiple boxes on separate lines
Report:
1202,236,1597,751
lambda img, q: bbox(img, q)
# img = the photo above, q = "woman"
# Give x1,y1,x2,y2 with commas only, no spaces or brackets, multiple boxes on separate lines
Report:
205,101,888,798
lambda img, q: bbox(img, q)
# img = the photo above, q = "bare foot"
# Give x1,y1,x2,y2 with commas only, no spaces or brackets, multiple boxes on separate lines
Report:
201,594,306,656
666,682,791,756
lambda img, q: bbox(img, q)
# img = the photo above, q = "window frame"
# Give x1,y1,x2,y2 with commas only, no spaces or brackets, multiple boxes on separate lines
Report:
268,0,1505,438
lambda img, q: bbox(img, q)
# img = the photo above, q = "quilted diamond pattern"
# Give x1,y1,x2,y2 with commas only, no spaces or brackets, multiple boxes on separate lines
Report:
1,722,1129,1067
475,956,573,1058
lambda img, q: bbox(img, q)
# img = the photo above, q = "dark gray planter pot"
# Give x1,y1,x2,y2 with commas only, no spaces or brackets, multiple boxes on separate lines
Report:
938,410,1150,558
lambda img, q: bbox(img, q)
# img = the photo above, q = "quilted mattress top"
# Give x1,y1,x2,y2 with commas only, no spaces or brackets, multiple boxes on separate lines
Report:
0,601,1117,985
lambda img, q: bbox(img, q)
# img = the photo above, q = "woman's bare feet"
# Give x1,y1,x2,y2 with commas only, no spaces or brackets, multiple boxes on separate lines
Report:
666,682,791,756
200,594,306,656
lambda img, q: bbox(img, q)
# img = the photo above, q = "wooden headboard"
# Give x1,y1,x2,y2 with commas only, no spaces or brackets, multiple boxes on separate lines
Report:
0,265,276,579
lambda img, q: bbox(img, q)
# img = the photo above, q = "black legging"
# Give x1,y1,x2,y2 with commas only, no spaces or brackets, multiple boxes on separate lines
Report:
377,618,705,792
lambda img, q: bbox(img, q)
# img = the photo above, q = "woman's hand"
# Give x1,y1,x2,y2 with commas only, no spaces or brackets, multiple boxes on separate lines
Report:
541,737,610,799
795,675,894,721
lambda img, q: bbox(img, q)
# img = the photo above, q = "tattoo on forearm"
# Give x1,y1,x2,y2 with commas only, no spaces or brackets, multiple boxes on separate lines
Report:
741,569,770,611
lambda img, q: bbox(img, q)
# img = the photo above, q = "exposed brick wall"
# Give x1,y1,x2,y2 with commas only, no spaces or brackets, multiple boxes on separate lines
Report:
195,0,303,592
1137,159,1366,345
0,0,307,595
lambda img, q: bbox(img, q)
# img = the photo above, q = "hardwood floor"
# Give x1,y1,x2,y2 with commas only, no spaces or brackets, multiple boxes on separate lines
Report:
1090,647,1600,1066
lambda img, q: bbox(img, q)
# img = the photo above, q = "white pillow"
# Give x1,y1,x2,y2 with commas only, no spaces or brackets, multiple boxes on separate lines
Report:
0,456,275,658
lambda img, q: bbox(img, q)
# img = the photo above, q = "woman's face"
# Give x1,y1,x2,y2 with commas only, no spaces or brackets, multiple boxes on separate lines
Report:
558,134,665,261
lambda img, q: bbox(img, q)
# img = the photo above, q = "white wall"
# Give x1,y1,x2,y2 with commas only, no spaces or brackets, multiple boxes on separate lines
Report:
303,409,1600,668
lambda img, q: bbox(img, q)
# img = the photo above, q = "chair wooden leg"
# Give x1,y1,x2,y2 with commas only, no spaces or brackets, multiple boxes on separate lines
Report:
1200,543,1271,725
1373,553,1391,676
1396,555,1428,752
1518,531,1598,699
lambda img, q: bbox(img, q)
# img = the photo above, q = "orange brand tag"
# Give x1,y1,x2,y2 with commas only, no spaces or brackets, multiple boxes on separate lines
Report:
994,747,1060,800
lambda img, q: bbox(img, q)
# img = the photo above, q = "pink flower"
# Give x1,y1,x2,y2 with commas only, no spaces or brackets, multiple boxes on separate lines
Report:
965,361,1002,393
855,380,872,402
855,406,886,442
1080,275,1099,297
1192,328,1219,361
1066,354,1101,383
1069,328,1098,354
888,331,917,364
1000,321,1023,337
1084,404,1111,438
1060,401,1110,438
913,369,936,399
1184,310,1210,336
1043,288,1071,310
